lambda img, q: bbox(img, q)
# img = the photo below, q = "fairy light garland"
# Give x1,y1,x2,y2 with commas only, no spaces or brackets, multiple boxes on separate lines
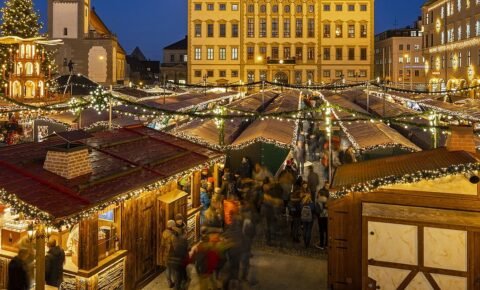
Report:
331,162,480,199
0,155,225,227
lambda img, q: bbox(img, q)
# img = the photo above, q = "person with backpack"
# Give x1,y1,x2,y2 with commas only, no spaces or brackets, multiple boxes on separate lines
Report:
315,183,330,250
168,228,189,290
300,194,315,248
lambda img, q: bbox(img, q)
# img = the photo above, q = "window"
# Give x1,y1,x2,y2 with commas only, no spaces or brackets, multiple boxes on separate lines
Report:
324,4,331,11
307,47,315,60
207,48,214,60
207,70,214,77
207,24,214,37
231,47,238,60
323,47,331,60
194,70,202,77
260,18,267,37
296,19,303,37
360,24,367,38
260,5,266,13
231,70,239,77
195,23,202,37
194,48,202,60
466,24,471,38
219,70,226,78
272,47,279,59
232,23,239,37
406,44,410,51
458,26,462,40
359,70,367,77
284,5,290,13
232,4,238,11
296,47,303,60
335,70,343,78
348,47,355,60
414,44,420,51
399,57,404,63
272,5,278,13
194,3,202,10
207,3,214,10
219,48,226,60
284,47,291,59
459,52,462,67
247,18,255,37
295,71,302,84
170,54,175,62
347,70,355,77
247,71,255,83
323,70,331,78
360,4,367,11
219,3,226,10
335,24,343,38
360,48,367,60
468,50,471,65
247,46,254,60
348,24,355,38
336,47,343,60
247,4,254,13
260,70,267,81
296,5,302,13
348,4,355,11
308,5,314,13
308,19,315,37
63,27,68,36
414,56,420,63
272,18,279,37
260,46,267,57
336,4,342,11
415,70,420,77
399,44,404,51
284,19,291,37
324,23,331,38
307,70,314,81
219,23,226,37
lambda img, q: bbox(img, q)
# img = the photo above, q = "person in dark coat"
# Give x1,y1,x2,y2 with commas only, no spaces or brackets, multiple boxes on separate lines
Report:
8,249,30,290
238,157,252,179
45,238,65,287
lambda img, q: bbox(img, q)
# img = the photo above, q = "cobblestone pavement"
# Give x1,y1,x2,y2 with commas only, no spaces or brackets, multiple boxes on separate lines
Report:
144,216,328,290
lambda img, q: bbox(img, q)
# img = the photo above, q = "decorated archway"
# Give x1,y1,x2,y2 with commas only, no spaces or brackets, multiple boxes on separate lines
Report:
25,81,35,98
274,71,288,84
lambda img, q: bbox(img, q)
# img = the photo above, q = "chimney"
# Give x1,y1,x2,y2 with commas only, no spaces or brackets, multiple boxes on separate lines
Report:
43,144,92,179
446,126,477,153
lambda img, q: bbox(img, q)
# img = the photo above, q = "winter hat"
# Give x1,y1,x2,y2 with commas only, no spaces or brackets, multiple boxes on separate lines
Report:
167,220,176,229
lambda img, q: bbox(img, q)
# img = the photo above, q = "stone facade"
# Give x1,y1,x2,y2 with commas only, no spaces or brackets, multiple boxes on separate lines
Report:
43,146,92,179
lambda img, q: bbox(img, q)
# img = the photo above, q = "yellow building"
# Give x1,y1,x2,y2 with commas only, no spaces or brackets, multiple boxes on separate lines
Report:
422,0,480,96
188,0,374,85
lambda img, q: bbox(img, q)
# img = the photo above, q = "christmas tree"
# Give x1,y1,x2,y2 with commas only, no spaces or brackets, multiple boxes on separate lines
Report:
0,0,57,88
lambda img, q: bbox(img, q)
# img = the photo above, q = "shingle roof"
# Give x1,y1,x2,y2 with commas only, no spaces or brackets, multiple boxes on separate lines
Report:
0,126,224,220
332,148,479,191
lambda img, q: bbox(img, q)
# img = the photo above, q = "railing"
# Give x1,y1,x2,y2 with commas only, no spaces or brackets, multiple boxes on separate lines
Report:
267,59,296,65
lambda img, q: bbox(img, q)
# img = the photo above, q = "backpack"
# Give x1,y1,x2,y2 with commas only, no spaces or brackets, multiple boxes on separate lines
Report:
301,205,313,222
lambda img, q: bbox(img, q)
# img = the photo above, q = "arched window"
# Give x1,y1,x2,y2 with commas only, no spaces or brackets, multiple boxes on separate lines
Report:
38,81,44,97
272,5,278,13
260,4,266,13
25,62,33,75
296,5,303,13
284,5,290,13
20,45,25,58
31,45,36,58
35,62,40,75
25,45,32,59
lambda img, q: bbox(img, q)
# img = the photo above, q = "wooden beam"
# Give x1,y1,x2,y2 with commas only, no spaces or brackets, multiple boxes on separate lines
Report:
78,216,99,271
363,203,480,228
192,171,201,208
35,226,45,290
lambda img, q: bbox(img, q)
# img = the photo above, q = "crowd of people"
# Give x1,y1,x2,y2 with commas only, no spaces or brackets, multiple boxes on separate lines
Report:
160,154,331,290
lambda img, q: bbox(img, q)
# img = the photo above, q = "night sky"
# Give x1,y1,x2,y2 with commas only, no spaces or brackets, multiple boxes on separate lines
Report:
3,0,425,60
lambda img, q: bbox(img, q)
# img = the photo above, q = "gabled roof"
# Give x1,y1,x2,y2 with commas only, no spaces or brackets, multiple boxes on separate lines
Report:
89,8,112,35
0,126,224,222
332,148,479,194
130,47,146,61
164,36,188,50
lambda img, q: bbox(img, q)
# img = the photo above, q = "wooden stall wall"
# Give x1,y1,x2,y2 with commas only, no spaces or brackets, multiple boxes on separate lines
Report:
121,190,158,289
327,193,362,290
78,216,99,271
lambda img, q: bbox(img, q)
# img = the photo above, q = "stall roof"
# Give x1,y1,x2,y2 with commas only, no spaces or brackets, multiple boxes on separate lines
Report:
322,93,421,152
228,91,278,112
332,148,479,191
0,125,224,220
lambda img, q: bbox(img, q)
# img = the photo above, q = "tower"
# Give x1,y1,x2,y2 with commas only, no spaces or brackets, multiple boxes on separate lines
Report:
47,0,126,85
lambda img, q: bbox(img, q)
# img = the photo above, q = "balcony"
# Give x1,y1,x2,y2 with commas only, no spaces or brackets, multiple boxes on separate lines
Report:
267,58,296,65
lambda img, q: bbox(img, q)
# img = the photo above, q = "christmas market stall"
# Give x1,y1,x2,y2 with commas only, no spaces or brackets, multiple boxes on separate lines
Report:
0,125,224,289
328,127,480,290
321,93,421,160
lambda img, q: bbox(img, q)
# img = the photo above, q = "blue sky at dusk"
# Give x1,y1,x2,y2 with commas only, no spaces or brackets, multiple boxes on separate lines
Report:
5,0,425,60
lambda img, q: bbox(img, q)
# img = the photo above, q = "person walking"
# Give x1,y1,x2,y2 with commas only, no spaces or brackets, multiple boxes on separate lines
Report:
300,194,315,248
45,238,65,287
161,220,178,288
190,231,221,290
315,183,330,250
8,249,30,290
169,228,189,290
306,165,320,201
